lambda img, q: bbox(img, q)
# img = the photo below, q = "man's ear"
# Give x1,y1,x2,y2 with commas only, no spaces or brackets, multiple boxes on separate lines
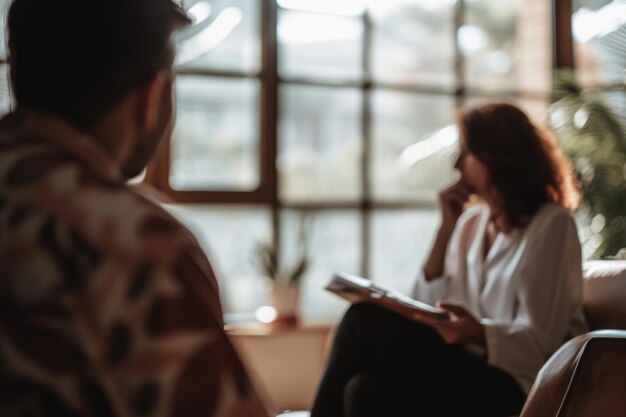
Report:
135,71,169,133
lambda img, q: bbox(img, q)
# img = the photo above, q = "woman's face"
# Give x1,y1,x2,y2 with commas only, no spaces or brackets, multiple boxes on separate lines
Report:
455,136,490,195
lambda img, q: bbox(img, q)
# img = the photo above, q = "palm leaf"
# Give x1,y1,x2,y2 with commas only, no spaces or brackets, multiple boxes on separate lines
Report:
550,69,626,259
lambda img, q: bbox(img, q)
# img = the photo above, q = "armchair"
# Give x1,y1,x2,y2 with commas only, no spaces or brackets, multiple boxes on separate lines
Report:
275,261,626,416
520,261,626,417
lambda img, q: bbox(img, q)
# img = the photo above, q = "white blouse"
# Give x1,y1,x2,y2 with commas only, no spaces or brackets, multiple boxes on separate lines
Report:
413,203,588,394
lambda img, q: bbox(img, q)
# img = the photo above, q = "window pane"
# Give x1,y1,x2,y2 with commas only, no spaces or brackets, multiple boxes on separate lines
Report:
573,0,626,87
277,0,367,17
371,91,457,202
170,76,260,191
279,85,362,202
278,10,364,80
0,65,11,116
370,209,440,295
164,205,272,319
176,0,260,73
281,210,361,321
464,0,551,94
370,0,455,88
515,98,551,126
0,0,9,58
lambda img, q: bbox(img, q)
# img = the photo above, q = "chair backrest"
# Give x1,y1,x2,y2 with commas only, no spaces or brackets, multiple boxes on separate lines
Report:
583,261,626,330
520,330,626,417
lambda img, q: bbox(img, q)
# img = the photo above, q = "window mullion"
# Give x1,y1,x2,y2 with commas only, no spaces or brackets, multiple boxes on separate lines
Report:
261,0,281,265
552,0,574,70
361,9,373,277
454,0,466,107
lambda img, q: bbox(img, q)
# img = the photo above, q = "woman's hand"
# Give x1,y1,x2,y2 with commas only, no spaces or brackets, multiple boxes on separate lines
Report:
412,302,486,346
423,180,475,281
439,180,473,234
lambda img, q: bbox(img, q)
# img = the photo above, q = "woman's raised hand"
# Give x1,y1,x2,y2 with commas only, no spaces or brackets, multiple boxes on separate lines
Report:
439,179,473,234
423,179,474,281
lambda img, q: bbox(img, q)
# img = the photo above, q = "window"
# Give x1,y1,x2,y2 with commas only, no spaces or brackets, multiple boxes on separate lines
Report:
0,0,11,114
2,0,620,321
570,0,626,121
153,0,556,321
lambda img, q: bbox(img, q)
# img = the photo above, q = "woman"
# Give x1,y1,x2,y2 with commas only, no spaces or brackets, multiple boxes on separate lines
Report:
310,102,588,417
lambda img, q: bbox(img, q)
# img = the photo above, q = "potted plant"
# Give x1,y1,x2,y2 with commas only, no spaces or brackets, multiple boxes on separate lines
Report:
549,69,626,259
255,217,311,324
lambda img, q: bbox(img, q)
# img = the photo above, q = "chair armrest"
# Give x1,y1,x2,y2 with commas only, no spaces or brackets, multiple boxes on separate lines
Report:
520,330,626,417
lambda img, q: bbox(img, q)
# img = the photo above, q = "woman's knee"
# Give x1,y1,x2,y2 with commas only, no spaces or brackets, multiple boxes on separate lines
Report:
344,372,415,417
343,373,381,417
342,302,392,326
341,302,433,338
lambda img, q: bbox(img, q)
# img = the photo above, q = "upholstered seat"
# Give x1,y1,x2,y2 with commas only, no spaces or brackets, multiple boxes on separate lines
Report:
581,261,626,330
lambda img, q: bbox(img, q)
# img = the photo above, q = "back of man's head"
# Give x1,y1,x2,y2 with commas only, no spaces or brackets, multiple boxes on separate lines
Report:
7,0,190,130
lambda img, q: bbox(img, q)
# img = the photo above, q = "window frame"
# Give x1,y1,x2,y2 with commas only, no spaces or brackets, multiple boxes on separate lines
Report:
147,0,573,276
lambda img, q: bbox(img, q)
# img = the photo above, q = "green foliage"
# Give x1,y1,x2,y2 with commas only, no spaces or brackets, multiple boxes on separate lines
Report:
550,69,626,259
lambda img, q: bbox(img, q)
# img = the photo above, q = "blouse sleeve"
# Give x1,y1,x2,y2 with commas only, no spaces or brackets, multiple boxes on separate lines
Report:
480,209,583,388
412,270,451,306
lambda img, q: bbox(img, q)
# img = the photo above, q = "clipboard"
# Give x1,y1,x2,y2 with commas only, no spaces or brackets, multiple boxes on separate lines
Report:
326,272,450,321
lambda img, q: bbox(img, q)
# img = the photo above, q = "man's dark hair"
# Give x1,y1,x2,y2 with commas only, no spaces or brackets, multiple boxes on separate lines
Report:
7,0,191,130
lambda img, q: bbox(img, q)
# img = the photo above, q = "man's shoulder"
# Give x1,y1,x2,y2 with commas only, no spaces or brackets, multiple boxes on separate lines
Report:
0,144,197,263
67,180,198,262
0,114,217,293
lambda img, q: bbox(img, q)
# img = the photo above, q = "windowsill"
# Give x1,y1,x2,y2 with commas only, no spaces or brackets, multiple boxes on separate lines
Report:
226,320,335,336
224,311,343,326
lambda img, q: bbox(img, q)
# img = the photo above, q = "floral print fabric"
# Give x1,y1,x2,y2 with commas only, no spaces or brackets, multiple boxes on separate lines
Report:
0,111,271,417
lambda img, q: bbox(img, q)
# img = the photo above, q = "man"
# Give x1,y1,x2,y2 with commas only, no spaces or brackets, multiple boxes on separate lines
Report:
0,0,271,416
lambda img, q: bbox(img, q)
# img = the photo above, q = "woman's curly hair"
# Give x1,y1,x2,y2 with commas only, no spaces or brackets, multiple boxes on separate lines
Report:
459,102,581,228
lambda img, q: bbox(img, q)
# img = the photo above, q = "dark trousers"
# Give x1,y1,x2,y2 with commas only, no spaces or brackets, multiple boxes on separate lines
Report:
310,303,526,417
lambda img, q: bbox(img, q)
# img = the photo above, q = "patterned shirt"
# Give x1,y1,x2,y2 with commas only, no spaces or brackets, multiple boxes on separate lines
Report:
0,110,271,417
